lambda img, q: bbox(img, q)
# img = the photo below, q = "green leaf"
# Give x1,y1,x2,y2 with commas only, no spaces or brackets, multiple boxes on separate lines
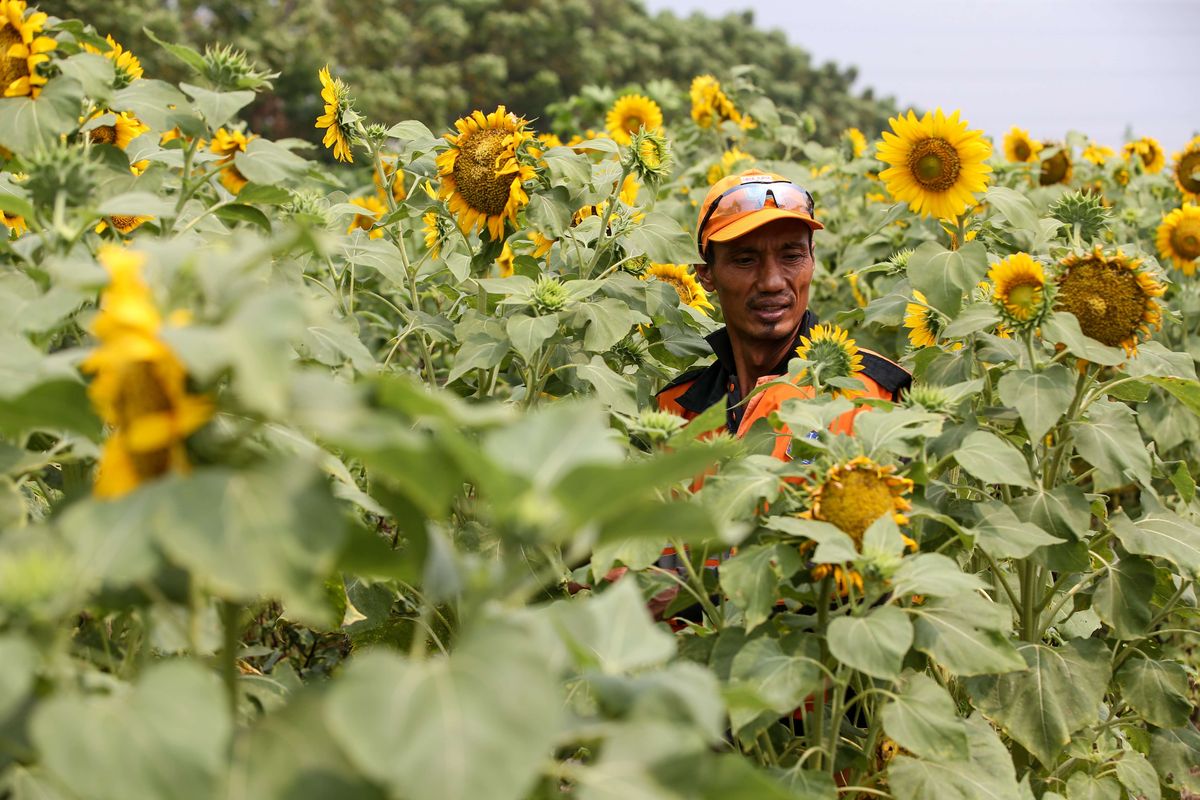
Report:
30,661,231,800
1145,376,1200,417
1115,657,1192,728
384,119,436,144
56,53,115,105
576,355,637,416
234,183,293,205
1041,311,1126,366
1149,726,1200,793
891,553,986,598
551,579,675,672
985,186,1040,232
577,297,640,351
505,313,558,362
143,27,207,73
234,138,309,184
1074,399,1152,491
882,673,970,761
0,633,36,723
482,401,624,490
540,146,591,187
943,302,1001,338
180,82,255,128
906,240,987,316
1012,485,1091,542
1092,554,1156,639
997,366,1075,442
966,638,1112,766
1064,773,1120,800
97,191,175,218
719,543,802,631
700,455,784,527
0,379,102,439
1112,751,1161,800
1124,341,1198,380
111,79,191,131
1111,510,1200,579
765,517,859,563
214,202,272,232
0,78,85,154
973,502,1064,559
849,405,943,459
624,211,698,264
728,633,822,729
954,431,1036,489
888,714,1023,800
526,186,572,237
325,619,563,800
827,605,913,680
910,594,1026,676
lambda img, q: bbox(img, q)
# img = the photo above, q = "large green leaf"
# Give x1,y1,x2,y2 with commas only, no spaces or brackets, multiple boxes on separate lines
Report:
1041,312,1126,366
623,211,698,264
1149,726,1200,793
891,553,986,597
827,605,912,680
984,186,1040,232
505,313,558,362
850,405,943,459
973,502,1064,559
576,355,638,416
0,634,36,723
1074,399,1152,491
954,431,1036,489
1111,510,1200,579
1112,751,1161,800
910,594,1025,676
549,579,675,673
30,661,231,800
882,673,970,761
1092,554,1156,639
325,619,563,800
577,297,640,351
0,78,85,154
482,400,624,491
728,633,822,730
1012,485,1091,542
234,138,310,184
719,543,802,631
180,82,255,128
888,713,1022,800
906,241,987,316
997,366,1075,442
1115,657,1192,728
966,638,1111,766
1064,773,1120,800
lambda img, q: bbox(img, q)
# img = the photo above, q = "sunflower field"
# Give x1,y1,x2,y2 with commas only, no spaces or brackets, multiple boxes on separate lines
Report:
2,7,1200,800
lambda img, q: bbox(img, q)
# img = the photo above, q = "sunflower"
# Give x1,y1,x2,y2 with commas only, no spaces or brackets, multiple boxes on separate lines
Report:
604,94,663,146
628,128,671,181
1157,204,1200,276
374,153,407,203
497,240,515,278
83,34,142,87
876,109,992,220
1002,126,1042,163
1055,246,1164,355
706,146,755,185
347,195,386,239
315,65,355,163
642,263,712,313
1171,136,1200,201
844,127,867,158
904,289,942,348
804,456,913,544
794,323,864,397
96,214,152,236
0,1,55,98
208,127,254,194
3,210,26,236
436,106,536,242
1082,141,1114,165
86,110,150,150
1122,136,1165,174
81,247,212,498
422,211,451,259
689,74,753,130
1038,142,1072,186
988,253,1050,327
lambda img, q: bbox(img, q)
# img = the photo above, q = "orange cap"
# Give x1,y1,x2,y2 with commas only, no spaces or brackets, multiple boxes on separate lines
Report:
696,169,823,259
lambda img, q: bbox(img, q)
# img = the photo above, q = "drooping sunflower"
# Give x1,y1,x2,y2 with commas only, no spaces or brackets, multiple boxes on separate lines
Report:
497,240,515,278
1171,136,1200,201
642,263,712,313
86,110,150,150
1122,136,1165,174
1156,204,1200,276
903,289,942,348
0,1,55,98
706,146,755,185
95,214,152,236
1038,142,1073,186
83,34,142,87
315,65,355,163
436,106,536,242
804,456,913,544
1055,247,1164,355
844,127,867,158
81,247,212,498
876,109,992,220
604,94,663,146
988,253,1050,327
347,195,386,239
1002,126,1042,163
1082,141,1114,166
208,127,255,194
794,323,864,398
422,210,451,259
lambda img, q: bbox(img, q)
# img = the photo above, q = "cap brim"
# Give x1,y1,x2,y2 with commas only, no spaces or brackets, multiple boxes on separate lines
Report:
706,208,824,247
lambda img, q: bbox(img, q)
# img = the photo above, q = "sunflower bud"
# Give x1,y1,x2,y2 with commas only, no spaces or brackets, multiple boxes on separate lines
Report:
903,382,953,414
886,247,914,275
201,43,278,91
1050,190,1111,244
629,409,687,449
284,188,332,226
24,142,98,209
531,275,570,314
621,255,650,276
625,128,672,183
610,335,647,369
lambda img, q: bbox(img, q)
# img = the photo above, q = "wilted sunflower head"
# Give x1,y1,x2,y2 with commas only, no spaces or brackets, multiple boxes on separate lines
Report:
988,253,1051,328
1003,126,1042,164
436,106,537,242
1038,142,1073,186
1055,247,1165,355
1172,137,1200,201
794,323,864,397
876,108,992,220
642,263,712,314
903,289,944,348
1156,204,1200,277
605,94,663,146
1122,136,1165,174
627,128,672,182
315,65,356,164
0,1,55,98
804,455,913,545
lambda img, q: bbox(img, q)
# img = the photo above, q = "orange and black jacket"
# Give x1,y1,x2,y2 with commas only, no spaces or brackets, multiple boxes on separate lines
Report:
656,310,911,456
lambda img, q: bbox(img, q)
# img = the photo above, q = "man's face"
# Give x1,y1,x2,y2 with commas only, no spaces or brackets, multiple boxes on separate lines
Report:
697,218,815,346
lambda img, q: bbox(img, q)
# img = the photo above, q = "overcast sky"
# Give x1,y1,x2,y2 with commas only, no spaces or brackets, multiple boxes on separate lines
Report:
642,0,1199,153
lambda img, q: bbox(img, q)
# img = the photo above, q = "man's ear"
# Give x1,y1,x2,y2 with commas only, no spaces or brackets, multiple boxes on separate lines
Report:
695,258,717,292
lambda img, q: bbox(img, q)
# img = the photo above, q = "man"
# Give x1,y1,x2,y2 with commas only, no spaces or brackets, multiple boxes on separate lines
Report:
657,169,910,445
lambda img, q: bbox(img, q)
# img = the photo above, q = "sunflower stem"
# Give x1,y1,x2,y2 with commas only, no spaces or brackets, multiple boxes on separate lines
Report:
585,164,630,278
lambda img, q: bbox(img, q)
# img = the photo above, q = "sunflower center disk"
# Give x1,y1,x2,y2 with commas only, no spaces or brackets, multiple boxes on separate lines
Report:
814,470,896,543
1058,259,1145,347
1040,152,1069,185
907,138,961,191
1177,152,1200,194
1171,218,1200,260
453,129,515,217
1006,283,1041,318
90,126,117,145
0,28,27,86
1014,142,1031,161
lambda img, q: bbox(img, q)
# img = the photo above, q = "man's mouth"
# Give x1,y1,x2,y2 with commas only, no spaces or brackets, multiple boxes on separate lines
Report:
749,301,790,323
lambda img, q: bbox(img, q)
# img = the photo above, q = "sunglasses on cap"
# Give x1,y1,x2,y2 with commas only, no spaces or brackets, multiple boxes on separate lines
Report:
697,178,816,259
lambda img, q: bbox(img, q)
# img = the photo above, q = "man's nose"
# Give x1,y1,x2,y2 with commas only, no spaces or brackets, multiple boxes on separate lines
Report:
756,255,789,293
